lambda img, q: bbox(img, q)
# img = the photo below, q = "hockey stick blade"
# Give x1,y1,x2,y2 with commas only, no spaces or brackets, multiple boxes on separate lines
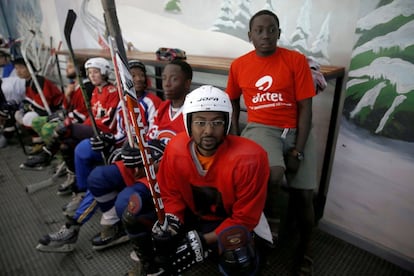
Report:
64,10,77,49
63,9,100,138
26,178,54,194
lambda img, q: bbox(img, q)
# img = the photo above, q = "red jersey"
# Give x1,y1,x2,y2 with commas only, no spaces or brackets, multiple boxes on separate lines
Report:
157,132,269,234
63,85,89,123
24,76,63,115
83,83,119,133
226,47,316,128
116,99,185,186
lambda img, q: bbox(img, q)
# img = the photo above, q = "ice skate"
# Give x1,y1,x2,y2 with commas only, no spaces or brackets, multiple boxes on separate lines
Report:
36,223,80,253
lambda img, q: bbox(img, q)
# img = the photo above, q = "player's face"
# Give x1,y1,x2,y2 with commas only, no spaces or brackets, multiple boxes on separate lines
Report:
130,67,147,95
191,111,226,157
66,60,76,79
14,64,31,79
87,68,104,86
162,64,190,101
248,14,280,57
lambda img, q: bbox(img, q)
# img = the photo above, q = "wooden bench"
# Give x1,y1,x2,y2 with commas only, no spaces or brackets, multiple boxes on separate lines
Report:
57,49,346,219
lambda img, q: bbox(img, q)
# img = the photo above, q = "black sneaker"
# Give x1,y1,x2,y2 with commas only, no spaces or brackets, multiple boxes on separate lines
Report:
91,221,129,250
21,150,52,168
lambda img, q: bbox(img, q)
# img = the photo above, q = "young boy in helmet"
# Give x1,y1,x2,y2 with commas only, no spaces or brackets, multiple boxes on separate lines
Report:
122,85,271,275
24,57,120,194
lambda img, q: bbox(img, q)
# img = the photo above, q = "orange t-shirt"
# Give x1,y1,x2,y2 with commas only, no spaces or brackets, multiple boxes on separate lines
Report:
226,47,316,128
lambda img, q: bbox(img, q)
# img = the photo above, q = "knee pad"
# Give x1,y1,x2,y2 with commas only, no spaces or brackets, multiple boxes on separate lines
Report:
122,193,156,235
218,225,258,276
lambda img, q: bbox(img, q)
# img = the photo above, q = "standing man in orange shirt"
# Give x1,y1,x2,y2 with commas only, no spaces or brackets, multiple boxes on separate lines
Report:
226,9,317,276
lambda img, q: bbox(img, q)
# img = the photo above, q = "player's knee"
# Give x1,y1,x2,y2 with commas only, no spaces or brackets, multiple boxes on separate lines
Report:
218,225,259,276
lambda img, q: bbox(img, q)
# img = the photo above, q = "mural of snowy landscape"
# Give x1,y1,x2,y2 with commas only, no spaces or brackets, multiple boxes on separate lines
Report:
325,0,414,265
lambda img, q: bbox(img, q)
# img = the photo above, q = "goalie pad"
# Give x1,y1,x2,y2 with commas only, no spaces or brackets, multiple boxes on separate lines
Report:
218,225,258,276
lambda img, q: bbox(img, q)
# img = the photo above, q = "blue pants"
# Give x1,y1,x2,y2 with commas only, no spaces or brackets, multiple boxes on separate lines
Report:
88,164,125,212
73,190,98,224
74,138,104,191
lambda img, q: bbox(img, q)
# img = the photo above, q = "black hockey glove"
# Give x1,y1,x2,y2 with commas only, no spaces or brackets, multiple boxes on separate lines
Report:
121,143,143,168
148,139,166,163
152,213,182,259
90,132,115,152
156,230,207,274
47,110,66,123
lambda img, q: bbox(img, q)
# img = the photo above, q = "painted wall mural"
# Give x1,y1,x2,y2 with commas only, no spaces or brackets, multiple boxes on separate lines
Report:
324,0,414,267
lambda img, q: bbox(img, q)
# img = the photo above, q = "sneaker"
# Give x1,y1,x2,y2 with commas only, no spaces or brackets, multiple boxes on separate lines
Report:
91,221,129,250
21,150,52,168
62,192,86,217
57,170,76,196
36,223,80,253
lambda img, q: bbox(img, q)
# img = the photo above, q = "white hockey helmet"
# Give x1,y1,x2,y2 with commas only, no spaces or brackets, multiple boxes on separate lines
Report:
183,85,233,136
85,57,111,76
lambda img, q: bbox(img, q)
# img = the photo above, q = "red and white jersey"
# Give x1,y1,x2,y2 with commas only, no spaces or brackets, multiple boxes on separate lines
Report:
83,83,119,133
116,99,185,186
63,85,89,124
158,132,270,234
24,76,63,115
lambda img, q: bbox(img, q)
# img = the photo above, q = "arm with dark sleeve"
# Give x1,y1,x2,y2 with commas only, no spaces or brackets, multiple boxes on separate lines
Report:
213,147,270,237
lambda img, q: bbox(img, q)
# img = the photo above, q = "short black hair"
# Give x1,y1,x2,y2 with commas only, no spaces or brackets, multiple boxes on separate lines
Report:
249,10,280,31
169,59,193,80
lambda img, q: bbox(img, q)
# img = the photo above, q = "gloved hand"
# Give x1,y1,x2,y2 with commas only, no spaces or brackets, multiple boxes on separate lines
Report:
154,230,207,274
121,143,143,168
47,110,66,123
152,213,182,258
54,117,73,139
90,132,115,152
148,139,166,163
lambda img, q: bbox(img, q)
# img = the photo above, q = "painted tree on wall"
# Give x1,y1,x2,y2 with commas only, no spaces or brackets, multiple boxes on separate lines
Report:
343,0,414,142
210,0,250,41
164,0,181,14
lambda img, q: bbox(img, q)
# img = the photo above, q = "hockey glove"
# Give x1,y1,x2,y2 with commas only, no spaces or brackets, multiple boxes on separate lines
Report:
54,117,72,139
152,213,182,258
90,132,115,152
148,139,166,163
121,143,143,168
47,110,66,123
157,230,207,274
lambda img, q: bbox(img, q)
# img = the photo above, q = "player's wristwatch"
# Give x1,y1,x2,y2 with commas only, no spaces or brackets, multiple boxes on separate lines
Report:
290,148,304,161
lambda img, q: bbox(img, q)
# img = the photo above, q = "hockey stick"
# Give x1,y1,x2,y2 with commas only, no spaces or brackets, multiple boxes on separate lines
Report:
109,36,166,230
25,161,66,194
21,30,52,115
64,9,99,137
